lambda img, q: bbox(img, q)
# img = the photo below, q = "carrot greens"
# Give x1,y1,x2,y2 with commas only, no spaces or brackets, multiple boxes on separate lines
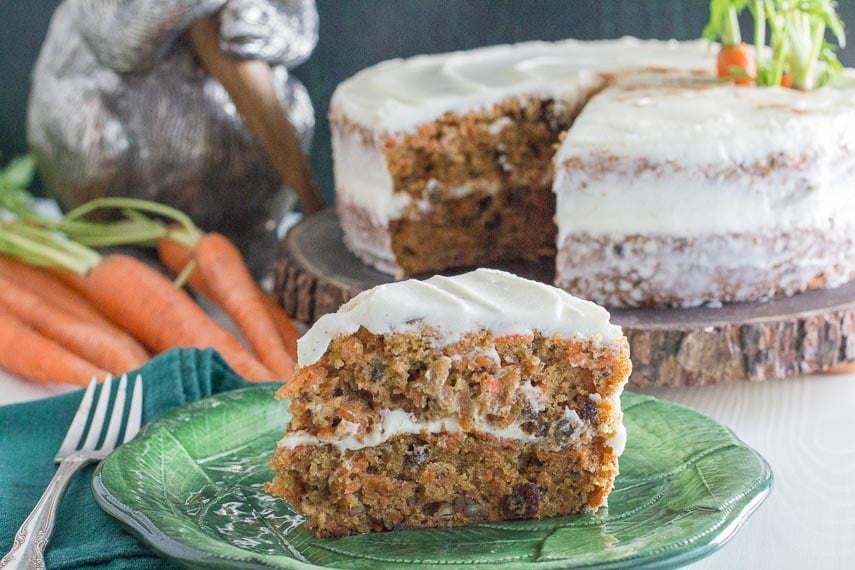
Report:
703,0,846,89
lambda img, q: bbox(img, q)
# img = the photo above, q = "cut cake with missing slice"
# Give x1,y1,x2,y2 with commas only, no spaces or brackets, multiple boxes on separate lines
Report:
265,268,631,537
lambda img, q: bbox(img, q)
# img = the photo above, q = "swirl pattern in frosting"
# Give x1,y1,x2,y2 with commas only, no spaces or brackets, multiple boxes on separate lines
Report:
331,37,714,132
297,268,624,366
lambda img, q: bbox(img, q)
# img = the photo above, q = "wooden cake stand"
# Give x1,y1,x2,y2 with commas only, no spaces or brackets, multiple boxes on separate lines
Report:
274,209,855,387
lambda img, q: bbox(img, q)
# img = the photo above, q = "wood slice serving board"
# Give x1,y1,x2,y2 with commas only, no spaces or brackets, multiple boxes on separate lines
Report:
274,209,855,387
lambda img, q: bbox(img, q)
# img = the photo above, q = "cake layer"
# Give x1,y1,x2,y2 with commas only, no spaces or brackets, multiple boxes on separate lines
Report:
278,404,626,456
338,187,556,276
268,431,619,537
550,78,855,306
553,79,855,242
283,327,628,448
334,95,578,274
391,185,555,275
336,199,400,274
556,229,855,307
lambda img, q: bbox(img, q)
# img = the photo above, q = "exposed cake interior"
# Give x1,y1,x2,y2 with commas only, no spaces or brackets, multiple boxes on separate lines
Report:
266,269,631,537
330,38,713,277
334,96,582,275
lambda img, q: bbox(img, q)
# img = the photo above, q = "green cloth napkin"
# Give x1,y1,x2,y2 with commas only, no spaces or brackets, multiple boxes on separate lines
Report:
0,348,254,569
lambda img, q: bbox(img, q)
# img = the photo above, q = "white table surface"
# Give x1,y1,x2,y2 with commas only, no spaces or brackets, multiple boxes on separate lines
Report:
2,370,853,569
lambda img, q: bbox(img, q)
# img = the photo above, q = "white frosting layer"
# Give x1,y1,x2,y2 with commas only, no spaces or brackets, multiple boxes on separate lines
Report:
331,37,712,132
297,268,623,367
278,405,626,456
332,128,399,222
278,408,539,452
553,82,855,240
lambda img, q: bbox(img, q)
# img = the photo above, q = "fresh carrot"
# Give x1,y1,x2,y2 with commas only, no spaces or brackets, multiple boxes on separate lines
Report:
0,274,149,373
0,255,113,328
0,307,109,385
55,255,274,381
157,237,198,288
259,291,299,359
194,234,295,379
718,43,755,85
0,256,151,362
58,199,300,368
780,73,793,88
158,236,299,362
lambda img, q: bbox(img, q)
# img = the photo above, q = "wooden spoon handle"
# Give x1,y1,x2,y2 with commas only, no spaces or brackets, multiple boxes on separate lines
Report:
188,15,325,213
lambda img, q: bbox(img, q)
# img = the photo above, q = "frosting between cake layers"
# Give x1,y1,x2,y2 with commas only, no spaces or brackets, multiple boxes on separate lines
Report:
278,409,538,451
278,406,626,456
553,81,855,241
296,268,624,367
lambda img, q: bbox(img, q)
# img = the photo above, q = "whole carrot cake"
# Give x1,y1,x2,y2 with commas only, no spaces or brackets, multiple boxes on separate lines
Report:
330,37,855,307
266,268,631,537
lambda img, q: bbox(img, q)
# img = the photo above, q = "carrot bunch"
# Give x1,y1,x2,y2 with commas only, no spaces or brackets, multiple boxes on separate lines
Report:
0,159,299,385
703,0,846,90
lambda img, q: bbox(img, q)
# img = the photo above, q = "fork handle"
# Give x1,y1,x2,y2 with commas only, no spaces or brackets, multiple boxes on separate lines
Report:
0,455,90,570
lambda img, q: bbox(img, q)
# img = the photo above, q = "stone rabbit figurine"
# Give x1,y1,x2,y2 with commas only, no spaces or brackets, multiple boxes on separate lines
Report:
28,0,318,273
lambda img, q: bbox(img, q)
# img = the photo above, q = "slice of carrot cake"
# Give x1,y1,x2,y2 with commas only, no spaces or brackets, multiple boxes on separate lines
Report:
265,268,631,537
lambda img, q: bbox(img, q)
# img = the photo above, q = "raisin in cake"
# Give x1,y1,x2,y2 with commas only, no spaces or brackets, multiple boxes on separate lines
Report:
330,37,855,307
266,268,631,537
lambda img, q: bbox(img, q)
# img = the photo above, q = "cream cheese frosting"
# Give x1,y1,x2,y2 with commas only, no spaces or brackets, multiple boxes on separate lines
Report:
555,79,855,168
553,80,855,241
297,268,623,367
278,405,626,456
278,408,539,451
331,37,713,133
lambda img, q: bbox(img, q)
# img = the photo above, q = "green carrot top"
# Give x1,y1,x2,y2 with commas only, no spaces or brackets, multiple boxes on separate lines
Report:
703,0,846,89
703,0,752,46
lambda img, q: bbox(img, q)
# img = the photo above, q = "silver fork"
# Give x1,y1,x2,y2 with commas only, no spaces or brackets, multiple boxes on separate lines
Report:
1,374,143,570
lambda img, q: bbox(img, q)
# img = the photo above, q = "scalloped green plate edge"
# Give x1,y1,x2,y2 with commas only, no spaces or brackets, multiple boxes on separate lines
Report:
92,387,773,570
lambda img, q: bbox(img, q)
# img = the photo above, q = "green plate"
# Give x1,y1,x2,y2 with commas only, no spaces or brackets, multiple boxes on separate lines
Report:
93,387,772,569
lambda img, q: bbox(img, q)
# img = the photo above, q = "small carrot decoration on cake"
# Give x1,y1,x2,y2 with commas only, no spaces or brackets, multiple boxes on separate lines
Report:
717,43,755,84
704,0,846,90
704,0,756,84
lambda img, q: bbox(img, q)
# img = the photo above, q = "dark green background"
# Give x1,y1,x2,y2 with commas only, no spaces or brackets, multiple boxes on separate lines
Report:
3,1,855,203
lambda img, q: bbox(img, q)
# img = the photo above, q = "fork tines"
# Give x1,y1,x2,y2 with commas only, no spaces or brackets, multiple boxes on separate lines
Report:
55,373,143,461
